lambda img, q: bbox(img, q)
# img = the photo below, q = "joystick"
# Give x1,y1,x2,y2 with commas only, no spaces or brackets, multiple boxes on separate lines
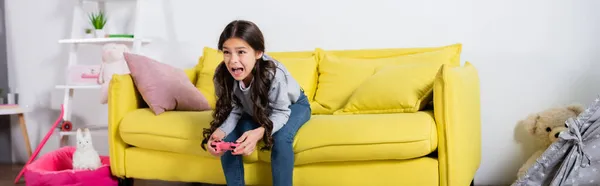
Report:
210,140,240,152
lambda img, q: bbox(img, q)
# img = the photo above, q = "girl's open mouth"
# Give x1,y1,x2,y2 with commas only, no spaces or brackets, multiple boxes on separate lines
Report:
231,67,244,76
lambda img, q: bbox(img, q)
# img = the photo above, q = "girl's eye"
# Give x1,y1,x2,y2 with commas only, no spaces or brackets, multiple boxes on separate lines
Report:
238,51,246,54
223,51,230,54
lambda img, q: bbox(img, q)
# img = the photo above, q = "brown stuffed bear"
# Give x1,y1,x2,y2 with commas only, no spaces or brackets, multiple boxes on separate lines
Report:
516,104,585,179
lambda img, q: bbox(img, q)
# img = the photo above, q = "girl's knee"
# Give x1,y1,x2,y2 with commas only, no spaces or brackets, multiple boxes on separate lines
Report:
272,133,294,147
270,139,294,160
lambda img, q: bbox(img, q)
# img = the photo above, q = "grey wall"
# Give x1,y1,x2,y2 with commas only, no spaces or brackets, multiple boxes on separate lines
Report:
0,0,12,164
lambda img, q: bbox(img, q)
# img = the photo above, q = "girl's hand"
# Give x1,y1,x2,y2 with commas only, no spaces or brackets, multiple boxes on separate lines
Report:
207,129,226,157
233,127,265,156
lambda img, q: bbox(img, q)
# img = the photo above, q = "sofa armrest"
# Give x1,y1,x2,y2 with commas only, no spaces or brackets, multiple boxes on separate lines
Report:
433,62,481,186
108,74,144,178
107,68,198,177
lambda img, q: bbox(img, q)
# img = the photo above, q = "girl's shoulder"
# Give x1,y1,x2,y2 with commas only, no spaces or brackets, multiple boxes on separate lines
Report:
263,54,296,84
262,54,290,79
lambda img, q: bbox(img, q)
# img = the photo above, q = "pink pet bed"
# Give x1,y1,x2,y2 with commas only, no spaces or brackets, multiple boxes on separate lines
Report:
23,146,117,186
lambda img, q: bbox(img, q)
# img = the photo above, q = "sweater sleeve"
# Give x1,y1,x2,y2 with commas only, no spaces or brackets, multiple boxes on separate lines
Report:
218,103,242,137
268,76,292,135
215,78,241,137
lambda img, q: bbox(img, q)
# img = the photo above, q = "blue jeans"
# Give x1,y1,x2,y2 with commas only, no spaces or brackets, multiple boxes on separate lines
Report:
220,91,311,186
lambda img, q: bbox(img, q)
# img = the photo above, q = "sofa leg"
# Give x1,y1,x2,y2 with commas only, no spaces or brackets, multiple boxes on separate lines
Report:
118,177,134,186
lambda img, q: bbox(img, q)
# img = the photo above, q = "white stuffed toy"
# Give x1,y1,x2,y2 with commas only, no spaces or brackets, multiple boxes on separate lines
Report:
72,128,102,170
98,43,131,104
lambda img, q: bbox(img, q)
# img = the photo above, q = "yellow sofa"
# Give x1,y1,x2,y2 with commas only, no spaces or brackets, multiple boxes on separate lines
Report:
108,43,481,186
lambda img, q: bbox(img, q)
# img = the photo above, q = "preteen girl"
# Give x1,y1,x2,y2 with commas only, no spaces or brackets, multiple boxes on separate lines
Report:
201,20,311,186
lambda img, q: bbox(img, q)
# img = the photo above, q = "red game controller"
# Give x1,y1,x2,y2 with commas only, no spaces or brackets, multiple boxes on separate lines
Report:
210,140,240,152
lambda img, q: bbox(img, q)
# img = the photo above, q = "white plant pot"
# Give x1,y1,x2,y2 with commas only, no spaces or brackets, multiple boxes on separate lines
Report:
94,29,105,38
6,93,15,104
84,32,94,38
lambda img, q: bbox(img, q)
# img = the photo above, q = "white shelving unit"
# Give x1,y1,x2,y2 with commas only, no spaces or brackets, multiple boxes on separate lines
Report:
58,38,151,45
55,84,102,89
12,1,154,182
55,0,150,144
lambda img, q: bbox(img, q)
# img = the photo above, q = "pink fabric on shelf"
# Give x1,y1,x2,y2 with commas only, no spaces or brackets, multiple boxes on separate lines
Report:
124,52,211,115
24,146,117,186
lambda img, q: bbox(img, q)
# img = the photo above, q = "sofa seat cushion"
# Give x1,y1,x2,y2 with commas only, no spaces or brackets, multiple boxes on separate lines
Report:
258,111,438,165
118,108,259,163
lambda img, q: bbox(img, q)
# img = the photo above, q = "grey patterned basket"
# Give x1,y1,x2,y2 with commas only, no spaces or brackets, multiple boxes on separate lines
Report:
513,96,600,186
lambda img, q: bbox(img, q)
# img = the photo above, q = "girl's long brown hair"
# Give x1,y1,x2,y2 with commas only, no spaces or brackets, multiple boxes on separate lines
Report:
201,20,277,151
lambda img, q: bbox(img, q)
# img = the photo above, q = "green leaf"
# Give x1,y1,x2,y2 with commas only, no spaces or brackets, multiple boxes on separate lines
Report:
88,11,107,29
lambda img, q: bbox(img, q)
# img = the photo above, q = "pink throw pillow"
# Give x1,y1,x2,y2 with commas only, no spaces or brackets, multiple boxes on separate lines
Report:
124,52,211,115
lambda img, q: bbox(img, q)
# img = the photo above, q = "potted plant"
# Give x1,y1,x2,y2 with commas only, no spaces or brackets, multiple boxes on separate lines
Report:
88,11,107,38
84,28,94,38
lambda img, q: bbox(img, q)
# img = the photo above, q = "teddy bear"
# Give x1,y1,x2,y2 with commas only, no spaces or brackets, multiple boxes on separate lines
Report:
98,43,131,104
516,104,585,179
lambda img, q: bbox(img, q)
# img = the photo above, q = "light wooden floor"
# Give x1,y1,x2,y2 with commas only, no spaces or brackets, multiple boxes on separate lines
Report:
1,164,224,186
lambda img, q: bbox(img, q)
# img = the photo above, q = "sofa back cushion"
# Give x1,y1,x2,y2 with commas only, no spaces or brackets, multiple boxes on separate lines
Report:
267,52,319,102
194,47,319,109
312,43,462,114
